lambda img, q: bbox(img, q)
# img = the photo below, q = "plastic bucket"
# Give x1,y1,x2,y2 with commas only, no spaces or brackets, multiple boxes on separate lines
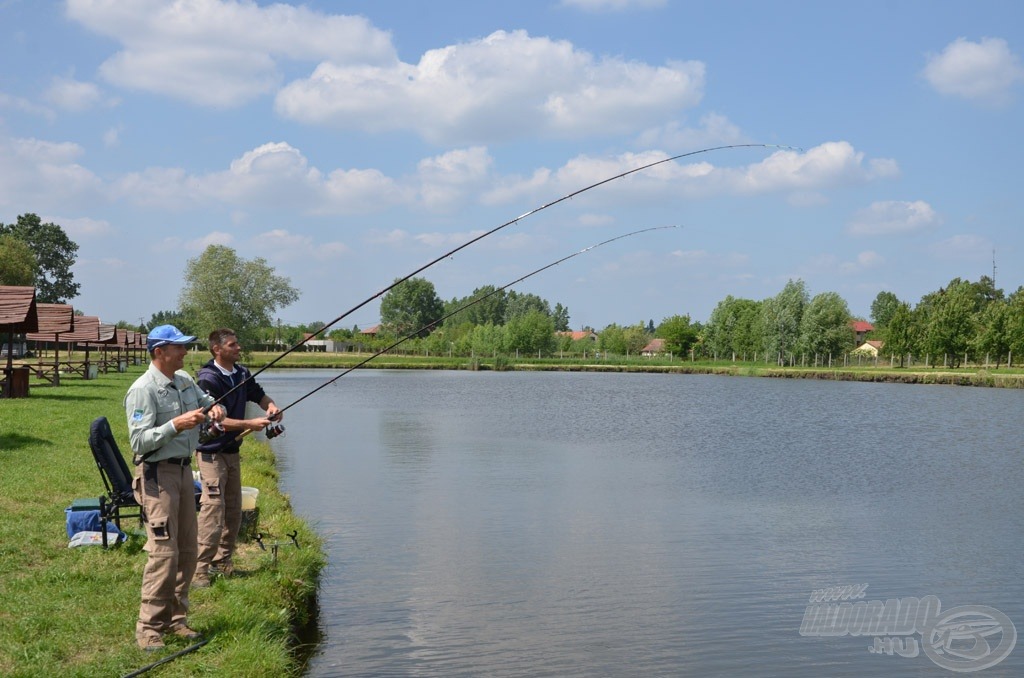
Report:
241,486,259,511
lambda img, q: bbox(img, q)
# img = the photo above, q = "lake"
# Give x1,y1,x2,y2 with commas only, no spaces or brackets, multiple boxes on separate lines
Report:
258,370,1023,677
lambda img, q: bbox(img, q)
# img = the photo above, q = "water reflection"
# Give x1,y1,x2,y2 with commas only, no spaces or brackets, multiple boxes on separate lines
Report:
260,370,1024,677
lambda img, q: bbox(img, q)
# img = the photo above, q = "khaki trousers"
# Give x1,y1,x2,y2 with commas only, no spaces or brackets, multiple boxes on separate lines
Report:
195,451,242,574
133,459,198,637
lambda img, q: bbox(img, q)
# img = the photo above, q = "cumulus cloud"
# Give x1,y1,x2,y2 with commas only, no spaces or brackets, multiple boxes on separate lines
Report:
840,250,885,273
112,141,406,213
923,37,1024,105
53,215,114,237
44,77,103,111
250,228,348,262
483,142,897,207
66,0,395,107
635,113,744,151
276,29,704,144
0,136,102,209
0,92,55,120
929,234,993,261
416,147,494,211
846,200,939,236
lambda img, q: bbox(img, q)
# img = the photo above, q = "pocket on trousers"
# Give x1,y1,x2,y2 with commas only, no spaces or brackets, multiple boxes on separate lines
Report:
204,477,221,497
147,515,170,541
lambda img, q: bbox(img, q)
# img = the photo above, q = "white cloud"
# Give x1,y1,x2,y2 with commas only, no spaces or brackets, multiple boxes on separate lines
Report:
416,146,493,211
51,215,114,237
929,234,992,261
839,250,885,273
44,77,103,111
634,113,744,151
923,37,1024,105
250,228,348,262
0,136,102,209
186,231,233,251
66,0,395,108
276,29,704,144
483,142,897,207
0,92,55,120
847,200,939,236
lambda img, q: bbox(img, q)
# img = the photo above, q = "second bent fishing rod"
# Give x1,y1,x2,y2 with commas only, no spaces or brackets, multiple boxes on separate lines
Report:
207,143,791,411
236,225,679,440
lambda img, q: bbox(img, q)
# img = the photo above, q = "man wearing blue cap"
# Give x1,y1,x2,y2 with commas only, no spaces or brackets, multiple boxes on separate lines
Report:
125,324,225,652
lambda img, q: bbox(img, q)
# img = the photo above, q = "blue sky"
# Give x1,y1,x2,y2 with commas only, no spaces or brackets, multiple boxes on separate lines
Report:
2,0,1023,332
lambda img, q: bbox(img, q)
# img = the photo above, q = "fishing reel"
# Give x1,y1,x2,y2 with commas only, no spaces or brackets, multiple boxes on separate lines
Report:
265,422,286,439
198,418,226,444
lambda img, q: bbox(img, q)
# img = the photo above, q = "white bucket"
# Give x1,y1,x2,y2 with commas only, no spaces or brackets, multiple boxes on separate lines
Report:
241,486,259,511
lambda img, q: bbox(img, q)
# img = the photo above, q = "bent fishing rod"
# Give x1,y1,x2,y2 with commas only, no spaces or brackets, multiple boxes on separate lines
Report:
236,225,679,440
208,142,794,411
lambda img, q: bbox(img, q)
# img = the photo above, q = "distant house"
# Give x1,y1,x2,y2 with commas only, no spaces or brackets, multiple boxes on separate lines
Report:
853,340,884,357
360,324,380,338
641,338,666,356
557,330,597,342
850,320,874,345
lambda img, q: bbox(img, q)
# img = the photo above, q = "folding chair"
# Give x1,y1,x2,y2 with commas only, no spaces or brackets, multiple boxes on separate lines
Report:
88,416,143,548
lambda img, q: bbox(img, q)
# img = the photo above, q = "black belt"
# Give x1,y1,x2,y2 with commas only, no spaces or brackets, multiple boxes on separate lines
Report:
157,456,192,467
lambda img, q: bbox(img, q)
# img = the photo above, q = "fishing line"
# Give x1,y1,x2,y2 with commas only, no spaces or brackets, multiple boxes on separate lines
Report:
209,143,794,410
236,224,679,439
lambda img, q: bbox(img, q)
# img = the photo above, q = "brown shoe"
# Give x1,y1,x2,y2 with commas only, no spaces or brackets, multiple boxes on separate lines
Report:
137,632,165,652
169,624,202,640
192,572,212,588
213,559,235,577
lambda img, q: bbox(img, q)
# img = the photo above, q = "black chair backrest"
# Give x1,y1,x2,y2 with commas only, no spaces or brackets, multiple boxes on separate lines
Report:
88,416,135,504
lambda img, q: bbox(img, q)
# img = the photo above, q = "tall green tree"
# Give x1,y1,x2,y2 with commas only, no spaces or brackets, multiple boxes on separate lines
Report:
919,278,977,367
179,245,299,349
882,301,915,367
443,285,507,327
973,300,1011,367
0,213,80,302
798,292,854,358
656,314,698,356
705,295,761,359
504,310,555,355
0,234,37,286
552,303,571,332
504,291,551,322
379,276,444,338
870,291,902,329
761,279,808,363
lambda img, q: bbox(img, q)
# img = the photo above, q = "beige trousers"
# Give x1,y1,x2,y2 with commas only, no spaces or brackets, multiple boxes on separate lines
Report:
133,459,198,637
195,451,242,574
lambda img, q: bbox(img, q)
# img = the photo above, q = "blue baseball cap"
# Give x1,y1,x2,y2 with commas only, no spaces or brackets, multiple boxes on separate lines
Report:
147,324,196,351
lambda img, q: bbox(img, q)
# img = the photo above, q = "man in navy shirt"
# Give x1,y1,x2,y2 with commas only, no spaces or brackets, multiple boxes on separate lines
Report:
193,328,281,587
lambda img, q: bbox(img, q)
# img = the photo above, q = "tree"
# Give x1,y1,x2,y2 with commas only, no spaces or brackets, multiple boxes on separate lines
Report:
798,292,854,359
761,279,808,363
882,301,915,367
553,303,570,332
379,276,444,338
0,234,37,286
147,309,193,334
973,301,1010,367
443,285,507,327
504,310,555,355
504,291,551,322
0,213,80,302
705,295,761,359
919,278,977,367
656,314,698,356
179,245,299,349
870,291,902,329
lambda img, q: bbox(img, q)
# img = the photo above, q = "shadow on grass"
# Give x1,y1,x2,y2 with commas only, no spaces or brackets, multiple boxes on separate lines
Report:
26,393,109,402
0,432,51,450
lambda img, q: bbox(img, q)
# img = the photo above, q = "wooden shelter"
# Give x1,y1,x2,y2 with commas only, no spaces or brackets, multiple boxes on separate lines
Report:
60,315,101,379
0,286,39,398
25,303,75,386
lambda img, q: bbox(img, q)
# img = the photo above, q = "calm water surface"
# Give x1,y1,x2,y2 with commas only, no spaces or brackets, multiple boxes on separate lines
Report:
259,370,1023,677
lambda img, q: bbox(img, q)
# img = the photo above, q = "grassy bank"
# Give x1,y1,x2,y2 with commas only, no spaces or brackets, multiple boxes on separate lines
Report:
238,349,1024,388
0,367,325,677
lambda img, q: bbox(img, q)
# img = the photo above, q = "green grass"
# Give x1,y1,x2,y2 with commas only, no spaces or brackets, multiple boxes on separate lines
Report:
0,367,324,677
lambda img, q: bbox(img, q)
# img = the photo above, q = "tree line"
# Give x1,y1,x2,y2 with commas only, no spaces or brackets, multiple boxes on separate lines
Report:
6,212,1024,367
